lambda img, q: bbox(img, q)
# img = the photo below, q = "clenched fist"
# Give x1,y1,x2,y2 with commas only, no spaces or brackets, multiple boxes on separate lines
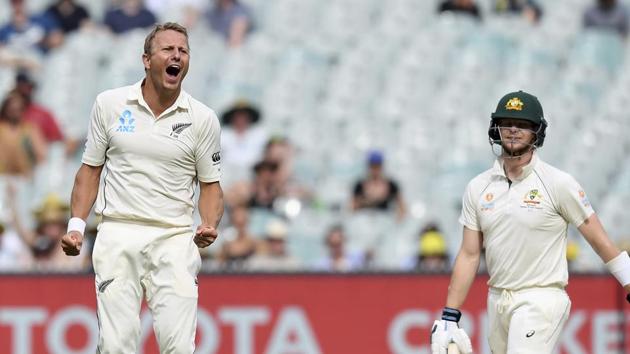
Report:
61,231,83,256
194,225,218,248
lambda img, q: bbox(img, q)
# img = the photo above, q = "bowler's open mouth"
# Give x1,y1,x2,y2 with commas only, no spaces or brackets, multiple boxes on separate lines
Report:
166,64,181,78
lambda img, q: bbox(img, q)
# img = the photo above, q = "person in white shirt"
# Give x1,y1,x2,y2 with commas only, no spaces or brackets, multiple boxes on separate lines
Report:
220,100,268,182
0,220,30,272
430,90,630,354
60,22,223,354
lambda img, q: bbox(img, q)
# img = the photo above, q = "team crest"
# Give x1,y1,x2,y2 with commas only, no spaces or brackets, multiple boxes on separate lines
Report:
527,189,539,200
505,97,524,111
522,189,543,209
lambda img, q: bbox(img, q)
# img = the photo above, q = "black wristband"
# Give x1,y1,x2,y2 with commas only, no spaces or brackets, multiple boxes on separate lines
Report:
441,307,462,322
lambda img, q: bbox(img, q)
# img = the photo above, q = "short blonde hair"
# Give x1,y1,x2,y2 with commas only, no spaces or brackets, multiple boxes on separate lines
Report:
143,22,189,55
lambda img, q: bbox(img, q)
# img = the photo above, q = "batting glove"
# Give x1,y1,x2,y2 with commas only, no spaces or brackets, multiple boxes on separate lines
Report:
430,307,473,354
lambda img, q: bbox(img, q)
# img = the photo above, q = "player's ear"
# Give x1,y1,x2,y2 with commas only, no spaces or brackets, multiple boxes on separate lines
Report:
142,53,150,71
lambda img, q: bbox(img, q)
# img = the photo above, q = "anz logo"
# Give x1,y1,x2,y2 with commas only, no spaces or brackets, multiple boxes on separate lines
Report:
116,110,135,133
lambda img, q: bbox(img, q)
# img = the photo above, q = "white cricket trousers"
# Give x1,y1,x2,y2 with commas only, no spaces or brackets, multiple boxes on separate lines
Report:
487,286,571,354
92,219,201,354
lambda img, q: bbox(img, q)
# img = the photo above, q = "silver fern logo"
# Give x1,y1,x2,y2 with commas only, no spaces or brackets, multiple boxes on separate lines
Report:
170,122,192,138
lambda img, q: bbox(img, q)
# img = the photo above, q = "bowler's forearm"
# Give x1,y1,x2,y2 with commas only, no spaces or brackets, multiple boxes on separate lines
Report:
198,182,224,228
71,164,103,220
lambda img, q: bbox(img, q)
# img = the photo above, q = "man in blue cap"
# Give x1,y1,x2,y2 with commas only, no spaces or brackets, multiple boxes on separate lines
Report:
351,150,406,220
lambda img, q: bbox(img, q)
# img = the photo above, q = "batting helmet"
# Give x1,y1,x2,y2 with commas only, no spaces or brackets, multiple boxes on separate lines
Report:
488,90,548,147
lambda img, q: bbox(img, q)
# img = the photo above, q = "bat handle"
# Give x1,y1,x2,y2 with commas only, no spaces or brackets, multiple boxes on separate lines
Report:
448,342,461,354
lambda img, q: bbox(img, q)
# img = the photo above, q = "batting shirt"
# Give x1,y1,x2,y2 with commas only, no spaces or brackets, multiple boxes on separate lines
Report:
82,80,221,227
459,153,594,290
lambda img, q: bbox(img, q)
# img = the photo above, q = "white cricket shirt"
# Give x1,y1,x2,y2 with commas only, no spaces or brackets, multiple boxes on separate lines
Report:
459,153,594,290
82,80,221,227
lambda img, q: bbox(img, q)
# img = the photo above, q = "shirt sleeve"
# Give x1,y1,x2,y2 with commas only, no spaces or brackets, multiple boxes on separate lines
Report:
556,174,595,227
195,110,221,183
459,181,480,231
81,97,108,166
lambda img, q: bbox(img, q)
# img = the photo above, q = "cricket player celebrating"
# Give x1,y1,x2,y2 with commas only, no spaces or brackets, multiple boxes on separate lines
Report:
60,22,223,353
431,91,630,354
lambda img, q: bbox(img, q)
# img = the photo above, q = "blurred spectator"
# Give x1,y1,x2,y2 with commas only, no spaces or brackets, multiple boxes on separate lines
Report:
248,160,281,209
583,0,628,37
224,136,314,214
415,223,450,272
104,0,157,34
0,211,31,271
206,0,254,47
221,100,267,174
351,150,406,220
312,225,364,272
44,0,92,34
438,0,482,20
0,0,64,55
246,219,301,271
263,136,313,202
263,136,292,187
145,0,205,29
566,239,580,272
14,72,63,144
0,90,47,176
218,205,258,271
224,160,281,210
9,191,85,271
494,0,543,24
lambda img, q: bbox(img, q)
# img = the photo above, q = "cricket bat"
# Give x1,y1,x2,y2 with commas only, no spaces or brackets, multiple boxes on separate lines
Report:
447,343,461,354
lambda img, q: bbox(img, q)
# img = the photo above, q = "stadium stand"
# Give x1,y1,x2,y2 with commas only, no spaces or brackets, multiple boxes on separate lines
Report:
1,0,629,273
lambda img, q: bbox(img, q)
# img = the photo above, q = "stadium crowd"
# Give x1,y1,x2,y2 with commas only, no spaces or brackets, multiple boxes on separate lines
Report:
1,0,630,273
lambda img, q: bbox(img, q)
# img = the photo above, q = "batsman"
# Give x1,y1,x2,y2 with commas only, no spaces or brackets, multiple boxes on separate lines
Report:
431,91,630,354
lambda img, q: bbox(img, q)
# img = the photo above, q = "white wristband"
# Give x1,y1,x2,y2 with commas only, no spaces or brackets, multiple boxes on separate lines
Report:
67,217,86,235
605,251,630,286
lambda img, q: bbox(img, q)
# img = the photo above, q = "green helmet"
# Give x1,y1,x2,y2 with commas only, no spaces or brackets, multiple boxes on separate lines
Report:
488,90,548,147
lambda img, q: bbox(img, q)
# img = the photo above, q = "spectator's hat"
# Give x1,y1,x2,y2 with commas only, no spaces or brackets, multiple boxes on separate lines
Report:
265,219,288,241
33,193,70,224
367,150,384,165
221,99,260,125
419,231,447,256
